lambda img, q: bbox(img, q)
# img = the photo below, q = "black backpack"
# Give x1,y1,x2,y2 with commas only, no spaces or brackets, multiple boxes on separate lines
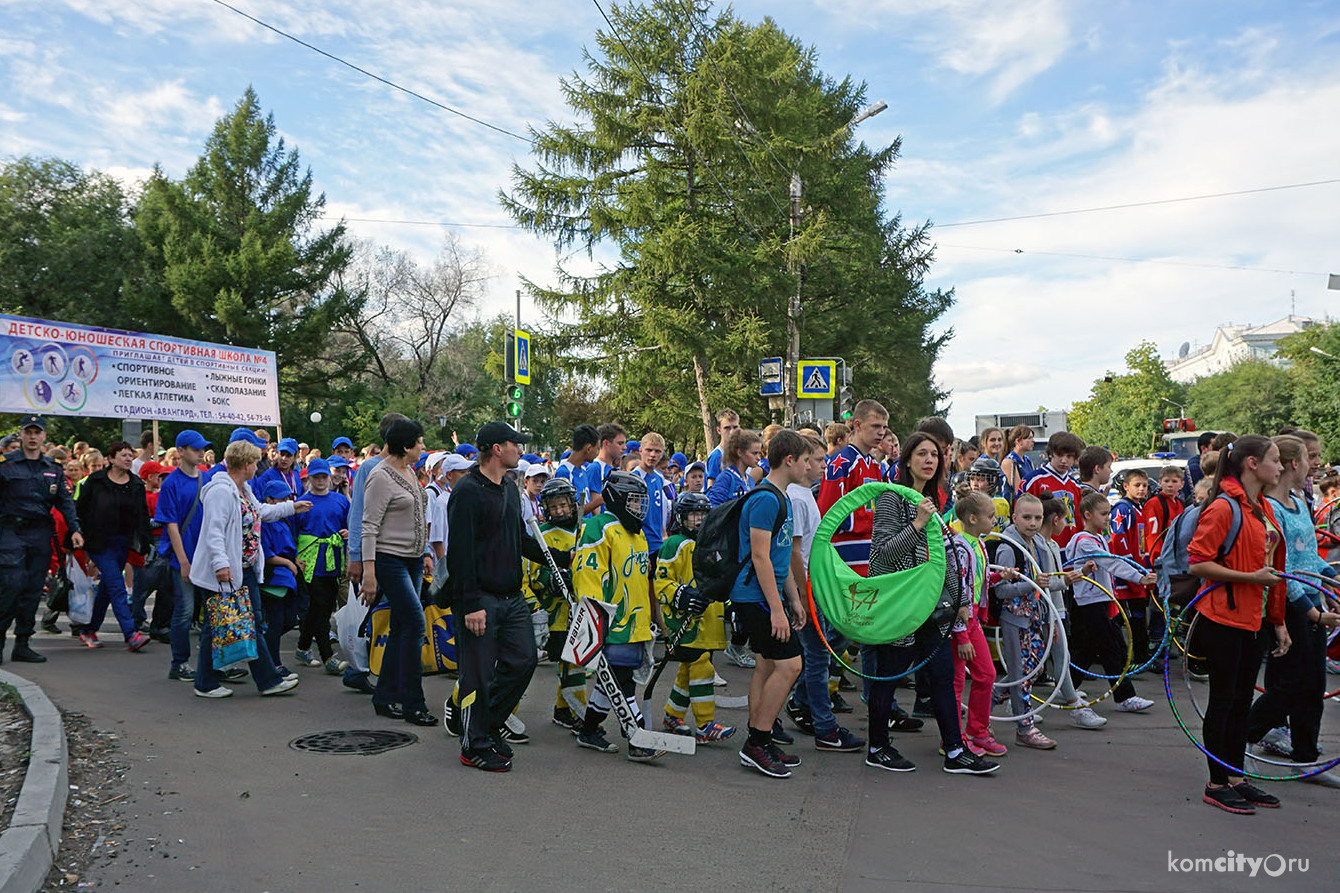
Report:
692,481,789,602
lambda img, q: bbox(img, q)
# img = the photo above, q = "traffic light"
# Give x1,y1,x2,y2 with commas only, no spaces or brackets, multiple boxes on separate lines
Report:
839,385,854,420
505,384,524,420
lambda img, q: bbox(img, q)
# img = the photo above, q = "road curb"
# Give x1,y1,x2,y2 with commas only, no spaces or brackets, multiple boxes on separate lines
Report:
0,669,67,893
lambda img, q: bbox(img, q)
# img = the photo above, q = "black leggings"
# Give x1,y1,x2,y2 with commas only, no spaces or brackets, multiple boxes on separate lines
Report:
1247,602,1326,762
298,575,339,659
1069,601,1137,703
1201,615,1266,785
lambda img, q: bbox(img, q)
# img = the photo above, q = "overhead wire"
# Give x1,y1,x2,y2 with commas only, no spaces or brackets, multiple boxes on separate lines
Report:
204,0,531,142
935,177,1340,228
935,243,1328,277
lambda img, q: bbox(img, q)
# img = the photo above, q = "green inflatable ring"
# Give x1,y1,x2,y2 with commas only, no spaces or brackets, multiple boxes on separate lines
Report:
810,482,946,645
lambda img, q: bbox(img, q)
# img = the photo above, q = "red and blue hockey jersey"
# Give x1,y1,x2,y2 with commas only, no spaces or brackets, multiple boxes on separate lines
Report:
818,444,884,576
1023,464,1084,548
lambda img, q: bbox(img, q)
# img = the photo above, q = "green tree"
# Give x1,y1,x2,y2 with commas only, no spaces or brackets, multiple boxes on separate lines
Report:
501,0,950,447
1277,323,1340,461
134,87,362,406
0,156,147,328
1184,359,1296,437
1070,341,1185,456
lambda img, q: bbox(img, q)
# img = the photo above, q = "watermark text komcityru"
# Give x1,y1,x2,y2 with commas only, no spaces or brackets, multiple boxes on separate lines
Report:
1168,850,1309,878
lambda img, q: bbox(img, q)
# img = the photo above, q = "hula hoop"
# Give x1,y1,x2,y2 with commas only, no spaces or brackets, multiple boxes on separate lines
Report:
1056,553,1174,678
984,567,1055,690
979,572,1066,724
1164,586,1340,781
1060,550,1152,577
1245,571,1340,699
982,531,1044,576
1028,575,1133,710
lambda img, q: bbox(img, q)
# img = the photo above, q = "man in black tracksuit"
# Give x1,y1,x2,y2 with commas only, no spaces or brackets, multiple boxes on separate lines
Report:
447,421,567,772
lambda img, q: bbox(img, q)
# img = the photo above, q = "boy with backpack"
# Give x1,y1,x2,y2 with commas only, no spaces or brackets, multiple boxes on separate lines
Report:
726,429,810,778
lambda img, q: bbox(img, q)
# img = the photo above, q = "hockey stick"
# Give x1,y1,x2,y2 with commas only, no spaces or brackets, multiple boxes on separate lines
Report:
526,517,694,755
642,613,696,702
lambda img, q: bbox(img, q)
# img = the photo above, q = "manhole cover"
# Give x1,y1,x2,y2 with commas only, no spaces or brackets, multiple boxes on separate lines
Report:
289,729,418,755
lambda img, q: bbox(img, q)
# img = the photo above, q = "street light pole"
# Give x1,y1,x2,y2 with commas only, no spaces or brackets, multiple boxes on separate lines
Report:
784,100,887,427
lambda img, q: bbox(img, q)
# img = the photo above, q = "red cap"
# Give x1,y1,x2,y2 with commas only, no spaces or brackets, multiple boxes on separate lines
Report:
138,461,168,480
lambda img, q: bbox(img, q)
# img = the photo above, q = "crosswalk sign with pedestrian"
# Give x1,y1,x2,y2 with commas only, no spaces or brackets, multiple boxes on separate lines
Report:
797,360,836,398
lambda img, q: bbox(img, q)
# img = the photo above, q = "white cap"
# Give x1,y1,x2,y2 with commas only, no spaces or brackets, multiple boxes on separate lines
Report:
426,451,450,471
441,453,474,473
524,463,550,478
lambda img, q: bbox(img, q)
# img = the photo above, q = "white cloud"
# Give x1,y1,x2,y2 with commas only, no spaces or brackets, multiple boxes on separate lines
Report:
830,0,1075,101
923,36,1340,438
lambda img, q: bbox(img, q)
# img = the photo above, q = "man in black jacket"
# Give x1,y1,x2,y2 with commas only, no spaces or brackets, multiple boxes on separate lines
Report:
447,421,567,772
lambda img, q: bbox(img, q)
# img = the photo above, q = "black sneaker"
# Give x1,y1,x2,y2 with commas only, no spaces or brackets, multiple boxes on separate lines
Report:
865,746,916,772
889,710,925,733
767,742,802,768
220,667,248,683
771,718,795,746
912,699,935,718
576,729,619,753
552,707,580,730
489,731,515,759
1232,782,1280,808
41,620,61,635
496,724,530,745
943,749,1000,775
1203,784,1255,814
167,663,195,682
459,747,511,772
739,740,791,778
442,699,463,737
814,727,866,752
343,673,376,695
785,697,815,736
837,674,856,692
830,692,854,714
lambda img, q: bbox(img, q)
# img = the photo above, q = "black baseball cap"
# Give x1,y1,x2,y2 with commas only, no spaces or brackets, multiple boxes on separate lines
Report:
476,421,531,451
18,415,45,431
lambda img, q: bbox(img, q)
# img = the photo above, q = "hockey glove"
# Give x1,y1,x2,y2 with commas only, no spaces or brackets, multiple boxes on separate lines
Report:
672,585,710,616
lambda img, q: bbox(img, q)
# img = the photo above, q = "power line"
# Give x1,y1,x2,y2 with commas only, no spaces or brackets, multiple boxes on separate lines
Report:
936,242,1328,276
935,177,1340,228
205,0,530,142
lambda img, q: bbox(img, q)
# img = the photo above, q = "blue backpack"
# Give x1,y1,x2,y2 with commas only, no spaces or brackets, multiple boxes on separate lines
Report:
1159,494,1242,606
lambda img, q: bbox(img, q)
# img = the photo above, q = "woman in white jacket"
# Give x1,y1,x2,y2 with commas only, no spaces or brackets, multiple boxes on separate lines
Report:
190,440,311,698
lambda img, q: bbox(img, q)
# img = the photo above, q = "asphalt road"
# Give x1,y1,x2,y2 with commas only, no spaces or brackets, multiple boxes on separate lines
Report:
12,627,1338,893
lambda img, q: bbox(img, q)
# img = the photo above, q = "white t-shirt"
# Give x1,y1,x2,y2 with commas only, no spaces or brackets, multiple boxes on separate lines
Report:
428,488,451,547
787,482,822,569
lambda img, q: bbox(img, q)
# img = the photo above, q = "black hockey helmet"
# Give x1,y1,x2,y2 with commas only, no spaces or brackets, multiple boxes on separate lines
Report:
539,477,578,528
670,491,712,538
602,470,648,534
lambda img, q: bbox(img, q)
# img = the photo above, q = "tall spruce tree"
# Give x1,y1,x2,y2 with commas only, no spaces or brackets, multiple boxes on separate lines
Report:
501,0,950,446
135,87,362,404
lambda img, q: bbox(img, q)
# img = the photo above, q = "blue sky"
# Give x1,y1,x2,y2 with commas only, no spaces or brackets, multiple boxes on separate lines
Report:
4,0,1339,439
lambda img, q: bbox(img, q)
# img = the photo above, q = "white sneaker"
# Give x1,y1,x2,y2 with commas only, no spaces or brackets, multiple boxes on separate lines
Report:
194,686,233,699
713,672,728,687
1257,727,1293,757
1116,696,1154,713
1070,706,1107,729
725,643,756,669
1074,690,1088,700
260,677,300,696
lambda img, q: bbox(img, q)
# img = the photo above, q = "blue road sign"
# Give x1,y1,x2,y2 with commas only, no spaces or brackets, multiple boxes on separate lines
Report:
759,356,783,396
797,359,836,399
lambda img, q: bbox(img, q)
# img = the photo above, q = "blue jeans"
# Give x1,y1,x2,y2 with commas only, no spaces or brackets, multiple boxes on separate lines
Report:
168,572,197,666
793,616,839,735
195,567,282,693
372,554,426,713
87,536,137,639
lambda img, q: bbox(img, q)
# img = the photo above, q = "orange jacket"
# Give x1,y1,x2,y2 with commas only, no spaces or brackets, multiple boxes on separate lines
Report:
1187,477,1286,631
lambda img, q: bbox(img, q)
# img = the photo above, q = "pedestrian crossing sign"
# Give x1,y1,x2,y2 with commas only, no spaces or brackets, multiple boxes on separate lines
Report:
797,360,836,399
514,328,531,385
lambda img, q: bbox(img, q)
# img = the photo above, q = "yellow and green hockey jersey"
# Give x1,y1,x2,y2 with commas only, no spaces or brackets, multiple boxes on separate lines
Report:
574,513,652,645
523,522,578,631
654,534,726,651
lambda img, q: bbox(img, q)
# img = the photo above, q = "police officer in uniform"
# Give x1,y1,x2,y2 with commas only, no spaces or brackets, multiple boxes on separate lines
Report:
0,416,82,663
